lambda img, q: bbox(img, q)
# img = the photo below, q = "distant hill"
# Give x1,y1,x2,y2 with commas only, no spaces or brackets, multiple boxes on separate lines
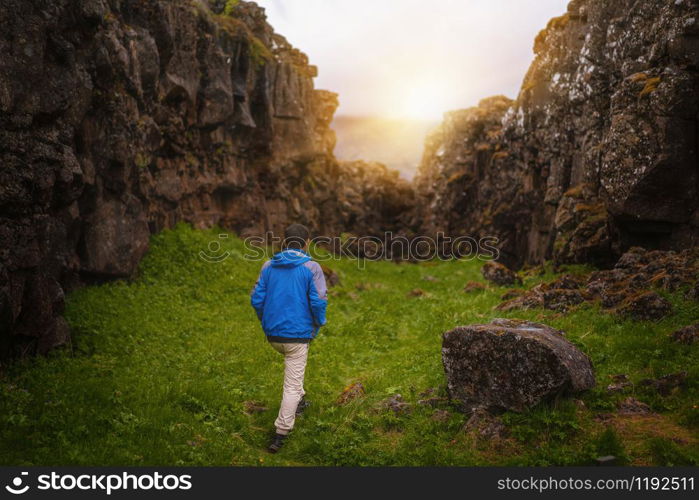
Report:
332,116,439,179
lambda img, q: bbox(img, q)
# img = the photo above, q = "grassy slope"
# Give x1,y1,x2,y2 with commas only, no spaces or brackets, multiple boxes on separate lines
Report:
0,225,697,466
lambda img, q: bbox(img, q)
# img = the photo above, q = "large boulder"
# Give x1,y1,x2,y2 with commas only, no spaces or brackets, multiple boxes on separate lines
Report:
442,319,595,412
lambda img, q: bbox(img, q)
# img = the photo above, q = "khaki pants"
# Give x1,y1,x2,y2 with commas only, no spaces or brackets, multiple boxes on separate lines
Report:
269,342,309,435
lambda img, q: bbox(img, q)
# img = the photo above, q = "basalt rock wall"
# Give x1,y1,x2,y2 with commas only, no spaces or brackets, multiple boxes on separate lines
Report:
0,0,411,358
414,0,699,268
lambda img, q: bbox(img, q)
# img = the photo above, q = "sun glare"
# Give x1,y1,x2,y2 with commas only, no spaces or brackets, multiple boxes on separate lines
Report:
387,77,451,121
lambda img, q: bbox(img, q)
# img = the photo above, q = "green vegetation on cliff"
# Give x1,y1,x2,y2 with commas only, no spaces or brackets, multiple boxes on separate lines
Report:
0,225,696,466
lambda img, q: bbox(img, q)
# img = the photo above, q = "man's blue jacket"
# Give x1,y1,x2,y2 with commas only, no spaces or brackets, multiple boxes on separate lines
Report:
251,249,328,343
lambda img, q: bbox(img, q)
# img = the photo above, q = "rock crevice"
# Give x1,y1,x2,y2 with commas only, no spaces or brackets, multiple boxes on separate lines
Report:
2,0,698,358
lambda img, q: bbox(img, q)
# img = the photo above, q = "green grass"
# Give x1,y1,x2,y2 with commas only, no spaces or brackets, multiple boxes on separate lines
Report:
1,224,697,466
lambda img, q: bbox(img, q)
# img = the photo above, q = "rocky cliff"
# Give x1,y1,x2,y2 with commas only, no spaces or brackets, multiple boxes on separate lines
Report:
414,0,699,268
0,0,411,358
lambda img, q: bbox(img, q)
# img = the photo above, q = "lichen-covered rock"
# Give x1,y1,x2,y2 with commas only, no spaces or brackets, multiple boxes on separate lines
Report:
442,319,595,412
606,374,632,393
414,0,699,268
336,382,365,405
463,407,508,440
548,274,586,290
496,285,545,311
542,288,586,312
638,372,687,396
617,397,652,416
498,247,695,318
464,281,487,293
496,275,587,312
671,323,699,345
378,394,411,415
589,248,697,307
481,261,521,286
617,291,672,320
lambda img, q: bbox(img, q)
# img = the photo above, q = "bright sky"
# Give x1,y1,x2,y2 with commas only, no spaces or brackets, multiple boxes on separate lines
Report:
256,0,569,120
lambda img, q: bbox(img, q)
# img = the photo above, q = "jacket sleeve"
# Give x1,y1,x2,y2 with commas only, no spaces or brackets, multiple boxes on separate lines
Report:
307,262,328,327
250,262,270,321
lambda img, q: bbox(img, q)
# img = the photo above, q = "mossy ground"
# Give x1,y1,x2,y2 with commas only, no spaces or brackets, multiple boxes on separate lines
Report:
1,225,697,466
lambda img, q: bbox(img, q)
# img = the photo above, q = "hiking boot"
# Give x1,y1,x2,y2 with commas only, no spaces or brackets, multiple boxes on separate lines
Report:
267,433,287,454
295,396,310,416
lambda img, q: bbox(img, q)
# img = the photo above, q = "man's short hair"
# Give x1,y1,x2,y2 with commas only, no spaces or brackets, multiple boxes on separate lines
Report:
284,224,310,250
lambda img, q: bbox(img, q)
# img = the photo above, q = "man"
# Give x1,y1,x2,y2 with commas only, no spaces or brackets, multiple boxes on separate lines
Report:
250,223,328,453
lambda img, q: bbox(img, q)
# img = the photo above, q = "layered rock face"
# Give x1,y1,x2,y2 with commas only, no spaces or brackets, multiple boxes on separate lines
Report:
0,0,411,358
415,0,699,268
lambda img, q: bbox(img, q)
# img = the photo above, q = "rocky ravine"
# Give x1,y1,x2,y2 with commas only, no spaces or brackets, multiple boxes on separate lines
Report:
2,0,698,360
414,0,699,269
0,0,411,358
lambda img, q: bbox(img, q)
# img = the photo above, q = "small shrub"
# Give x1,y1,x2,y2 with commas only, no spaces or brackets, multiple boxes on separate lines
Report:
648,437,697,466
249,37,272,67
679,404,699,429
223,0,240,16
593,427,629,465
548,13,570,30
134,153,151,169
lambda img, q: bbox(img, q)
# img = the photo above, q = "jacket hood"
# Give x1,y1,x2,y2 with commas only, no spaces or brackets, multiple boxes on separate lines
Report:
271,249,311,268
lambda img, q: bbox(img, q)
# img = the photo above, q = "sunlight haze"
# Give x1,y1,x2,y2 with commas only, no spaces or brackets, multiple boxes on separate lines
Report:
256,0,570,120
